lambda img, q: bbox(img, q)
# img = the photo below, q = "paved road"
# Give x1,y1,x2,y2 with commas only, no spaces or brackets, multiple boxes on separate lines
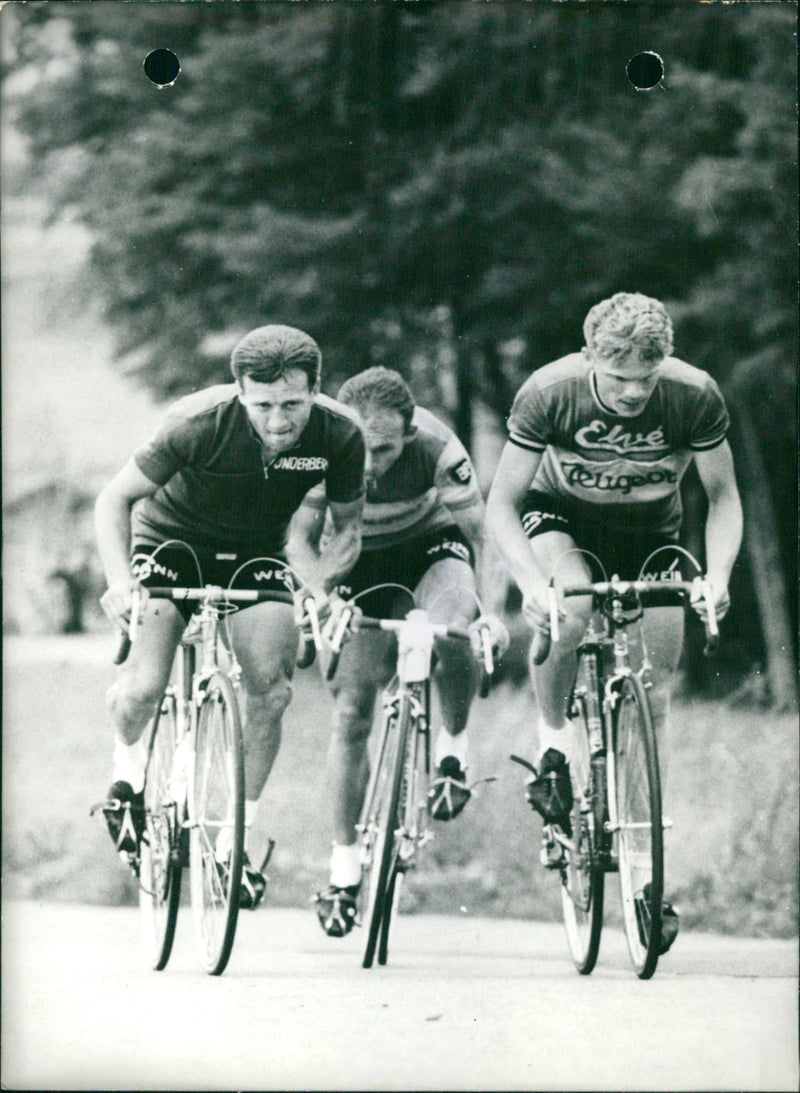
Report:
2,900,796,1091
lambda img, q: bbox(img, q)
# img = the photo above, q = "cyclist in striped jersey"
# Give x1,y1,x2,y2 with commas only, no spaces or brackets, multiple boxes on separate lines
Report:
290,367,508,936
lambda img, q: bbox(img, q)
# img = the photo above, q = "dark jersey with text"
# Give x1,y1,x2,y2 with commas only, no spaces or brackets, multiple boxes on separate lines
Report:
507,353,729,536
132,386,364,552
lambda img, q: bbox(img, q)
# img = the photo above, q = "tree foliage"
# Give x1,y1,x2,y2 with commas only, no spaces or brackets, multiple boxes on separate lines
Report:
5,1,797,692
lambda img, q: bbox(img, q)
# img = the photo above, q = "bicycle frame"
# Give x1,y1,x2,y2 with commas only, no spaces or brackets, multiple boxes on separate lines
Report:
358,610,444,875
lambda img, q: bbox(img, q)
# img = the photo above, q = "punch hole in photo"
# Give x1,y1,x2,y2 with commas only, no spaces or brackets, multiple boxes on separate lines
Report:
143,48,180,88
627,51,664,91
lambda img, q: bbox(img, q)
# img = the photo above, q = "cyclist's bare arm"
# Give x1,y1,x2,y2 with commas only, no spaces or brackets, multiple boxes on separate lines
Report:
95,458,161,627
286,495,363,599
486,442,552,629
443,494,509,651
693,440,743,620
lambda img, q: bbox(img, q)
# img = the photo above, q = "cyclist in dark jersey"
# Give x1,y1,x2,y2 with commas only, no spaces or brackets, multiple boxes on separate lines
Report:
95,325,365,905
486,293,743,952
288,367,508,937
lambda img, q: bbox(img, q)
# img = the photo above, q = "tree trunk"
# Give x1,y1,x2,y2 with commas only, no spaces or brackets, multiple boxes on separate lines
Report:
736,410,797,709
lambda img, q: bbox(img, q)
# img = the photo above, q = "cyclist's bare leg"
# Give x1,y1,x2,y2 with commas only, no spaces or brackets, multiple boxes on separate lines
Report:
415,557,479,746
527,531,594,739
106,599,185,748
228,601,297,803
327,630,392,848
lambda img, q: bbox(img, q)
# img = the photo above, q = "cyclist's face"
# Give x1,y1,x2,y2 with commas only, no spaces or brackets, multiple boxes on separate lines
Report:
589,350,662,417
238,369,317,451
359,409,412,483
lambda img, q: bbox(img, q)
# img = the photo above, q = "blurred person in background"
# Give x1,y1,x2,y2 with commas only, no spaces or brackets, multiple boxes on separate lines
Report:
289,366,509,937
486,292,742,953
94,324,365,907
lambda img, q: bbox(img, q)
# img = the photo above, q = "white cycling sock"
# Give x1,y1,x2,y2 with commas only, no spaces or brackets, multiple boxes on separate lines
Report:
434,727,468,769
329,842,362,889
536,717,574,764
244,799,260,854
112,738,146,794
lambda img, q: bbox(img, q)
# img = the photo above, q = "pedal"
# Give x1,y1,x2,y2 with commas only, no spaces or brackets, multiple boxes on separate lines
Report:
259,837,276,874
467,774,498,791
540,825,564,869
118,849,141,878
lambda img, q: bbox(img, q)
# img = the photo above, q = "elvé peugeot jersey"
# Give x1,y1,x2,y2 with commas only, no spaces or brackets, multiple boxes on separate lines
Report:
131,385,365,552
305,405,481,551
507,353,729,536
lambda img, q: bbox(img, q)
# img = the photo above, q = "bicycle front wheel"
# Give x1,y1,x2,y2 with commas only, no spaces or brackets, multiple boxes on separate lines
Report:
377,692,426,966
139,691,182,971
560,688,604,974
360,692,412,970
190,672,245,976
614,673,664,979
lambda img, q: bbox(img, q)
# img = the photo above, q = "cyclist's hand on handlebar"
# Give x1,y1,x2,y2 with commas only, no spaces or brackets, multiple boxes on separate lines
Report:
322,592,362,647
469,614,510,660
100,577,148,631
520,579,562,634
690,575,730,623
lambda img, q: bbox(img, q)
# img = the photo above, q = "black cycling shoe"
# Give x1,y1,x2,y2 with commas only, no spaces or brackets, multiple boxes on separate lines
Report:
214,851,267,909
428,756,471,821
314,885,360,938
239,853,268,909
102,780,146,855
526,748,573,833
635,883,680,954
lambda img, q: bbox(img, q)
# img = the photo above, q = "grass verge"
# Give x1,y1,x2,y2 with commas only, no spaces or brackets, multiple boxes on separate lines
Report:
3,635,797,937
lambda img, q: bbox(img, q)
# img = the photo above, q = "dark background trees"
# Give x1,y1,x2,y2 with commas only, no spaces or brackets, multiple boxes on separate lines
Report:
4,1,796,704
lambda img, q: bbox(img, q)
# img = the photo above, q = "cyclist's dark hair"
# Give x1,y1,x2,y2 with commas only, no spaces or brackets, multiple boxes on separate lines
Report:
230,325,321,388
337,366,416,433
584,292,674,364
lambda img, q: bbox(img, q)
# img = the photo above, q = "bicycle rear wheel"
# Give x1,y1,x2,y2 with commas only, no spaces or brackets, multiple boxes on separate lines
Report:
360,692,412,969
139,691,183,971
560,684,605,974
614,673,664,979
190,672,245,976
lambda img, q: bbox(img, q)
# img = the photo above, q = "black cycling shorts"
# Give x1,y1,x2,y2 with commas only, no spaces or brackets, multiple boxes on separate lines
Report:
131,541,296,623
519,491,682,582
336,524,475,619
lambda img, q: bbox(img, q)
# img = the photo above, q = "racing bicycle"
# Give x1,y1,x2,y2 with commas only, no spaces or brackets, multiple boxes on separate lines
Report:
326,588,496,969
107,544,321,976
518,547,718,979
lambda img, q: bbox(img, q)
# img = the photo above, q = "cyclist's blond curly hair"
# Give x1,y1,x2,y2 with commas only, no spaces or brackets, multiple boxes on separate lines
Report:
230,325,321,387
583,293,674,364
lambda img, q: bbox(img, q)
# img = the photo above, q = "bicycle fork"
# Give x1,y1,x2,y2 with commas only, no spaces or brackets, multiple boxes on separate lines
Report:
396,686,433,872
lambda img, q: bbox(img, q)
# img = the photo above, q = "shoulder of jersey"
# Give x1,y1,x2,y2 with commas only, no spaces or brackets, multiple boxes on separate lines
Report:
658,356,718,390
411,404,456,442
316,392,364,430
517,353,588,397
532,352,588,388
163,383,239,420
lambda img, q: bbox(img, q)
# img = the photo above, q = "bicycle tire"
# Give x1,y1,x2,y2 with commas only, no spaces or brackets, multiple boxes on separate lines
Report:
560,678,605,975
139,691,183,971
613,673,664,979
377,690,425,966
190,671,245,976
361,692,412,969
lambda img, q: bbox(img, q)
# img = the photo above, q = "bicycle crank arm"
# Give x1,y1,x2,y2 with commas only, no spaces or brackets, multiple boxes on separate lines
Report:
605,818,673,832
